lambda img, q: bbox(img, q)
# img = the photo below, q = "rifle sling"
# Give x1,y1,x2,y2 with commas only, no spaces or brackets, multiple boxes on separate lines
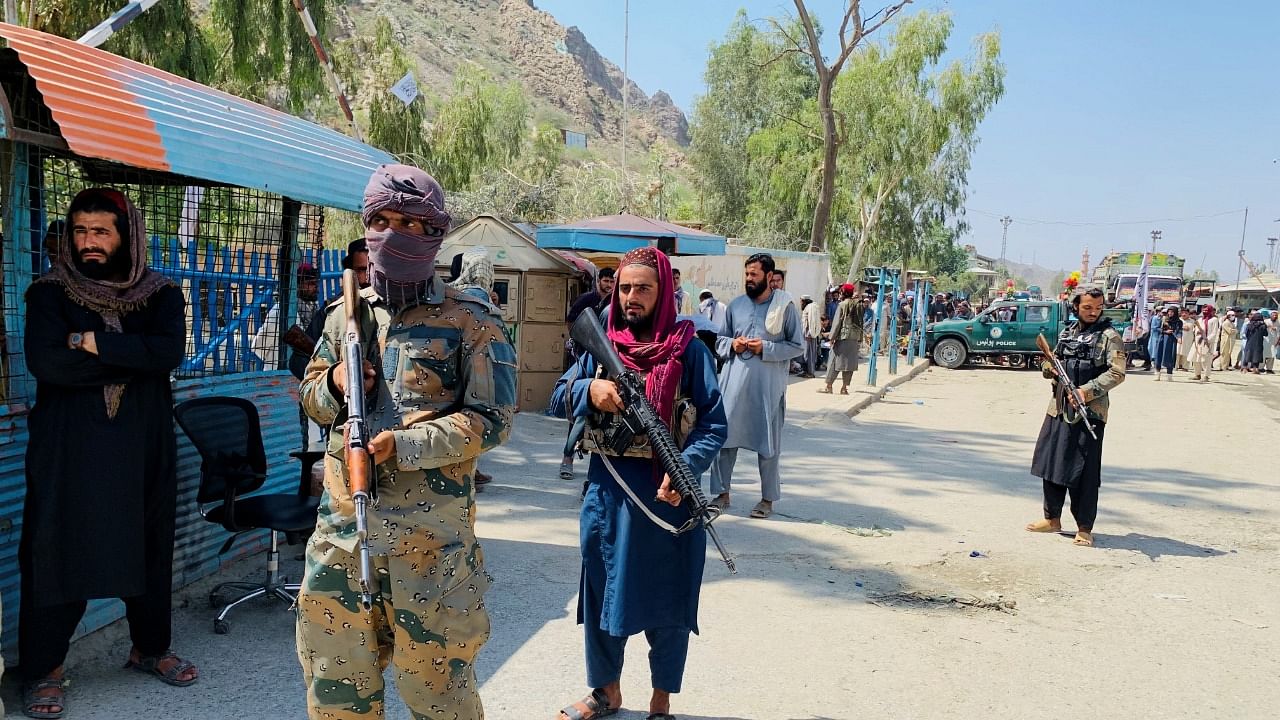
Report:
595,453,693,537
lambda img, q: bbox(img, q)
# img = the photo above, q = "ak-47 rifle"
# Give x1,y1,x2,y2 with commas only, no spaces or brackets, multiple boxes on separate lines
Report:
1035,333,1098,441
570,310,737,574
341,269,376,610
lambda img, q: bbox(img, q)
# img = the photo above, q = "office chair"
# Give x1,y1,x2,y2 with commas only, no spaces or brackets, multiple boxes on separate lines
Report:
173,396,323,634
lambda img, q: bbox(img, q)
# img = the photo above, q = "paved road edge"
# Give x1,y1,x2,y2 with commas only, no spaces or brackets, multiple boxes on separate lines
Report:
845,360,933,418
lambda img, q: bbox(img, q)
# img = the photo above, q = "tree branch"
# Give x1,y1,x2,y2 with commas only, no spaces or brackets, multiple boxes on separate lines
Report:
837,2,860,58
766,17,810,59
754,46,805,69
831,1,912,76
776,110,824,141
860,2,912,42
790,0,827,73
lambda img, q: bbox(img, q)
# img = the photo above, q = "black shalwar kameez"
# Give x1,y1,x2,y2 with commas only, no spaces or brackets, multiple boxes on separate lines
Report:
18,190,186,683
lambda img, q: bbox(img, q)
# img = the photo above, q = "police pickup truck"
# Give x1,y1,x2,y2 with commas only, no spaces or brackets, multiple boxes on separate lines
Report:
925,299,1132,369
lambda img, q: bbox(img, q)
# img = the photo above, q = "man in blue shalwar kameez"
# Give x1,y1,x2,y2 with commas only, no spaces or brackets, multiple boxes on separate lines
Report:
557,247,727,720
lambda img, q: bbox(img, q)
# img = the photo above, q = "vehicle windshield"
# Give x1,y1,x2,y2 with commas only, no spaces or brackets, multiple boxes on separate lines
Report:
1116,276,1181,302
981,304,1018,322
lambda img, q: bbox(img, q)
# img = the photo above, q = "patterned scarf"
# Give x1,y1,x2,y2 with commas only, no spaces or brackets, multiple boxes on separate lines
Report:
362,164,452,306
33,188,173,418
606,247,694,429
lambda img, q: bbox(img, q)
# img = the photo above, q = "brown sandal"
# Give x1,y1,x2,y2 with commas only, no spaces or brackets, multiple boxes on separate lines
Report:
23,677,67,719
125,651,199,687
559,688,618,719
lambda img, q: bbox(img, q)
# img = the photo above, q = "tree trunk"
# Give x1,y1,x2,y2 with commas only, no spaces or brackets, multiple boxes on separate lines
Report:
808,75,839,253
847,229,873,284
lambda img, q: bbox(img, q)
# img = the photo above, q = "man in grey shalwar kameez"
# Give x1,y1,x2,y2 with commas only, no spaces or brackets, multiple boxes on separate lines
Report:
709,253,804,519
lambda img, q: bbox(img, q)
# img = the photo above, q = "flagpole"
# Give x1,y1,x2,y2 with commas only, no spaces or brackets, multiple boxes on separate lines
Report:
290,0,363,141
621,0,630,209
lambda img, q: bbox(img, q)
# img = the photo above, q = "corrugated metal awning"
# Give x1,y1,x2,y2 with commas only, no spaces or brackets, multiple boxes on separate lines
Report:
0,23,394,211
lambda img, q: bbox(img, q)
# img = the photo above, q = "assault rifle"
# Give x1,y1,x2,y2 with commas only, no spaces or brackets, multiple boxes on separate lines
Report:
1035,333,1098,440
570,310,737,574
341,269,376,610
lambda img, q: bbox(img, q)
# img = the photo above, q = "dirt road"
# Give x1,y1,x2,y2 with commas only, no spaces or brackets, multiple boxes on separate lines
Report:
34,367,1280,719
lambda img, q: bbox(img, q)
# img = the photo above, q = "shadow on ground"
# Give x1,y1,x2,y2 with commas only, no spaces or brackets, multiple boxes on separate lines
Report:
1094,532,1230,560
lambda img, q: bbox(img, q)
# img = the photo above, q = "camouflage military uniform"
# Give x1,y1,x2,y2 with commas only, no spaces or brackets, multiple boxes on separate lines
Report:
296,276,516,719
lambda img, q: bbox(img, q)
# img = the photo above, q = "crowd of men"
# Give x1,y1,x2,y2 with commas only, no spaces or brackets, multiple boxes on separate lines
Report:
1140,304,1280,380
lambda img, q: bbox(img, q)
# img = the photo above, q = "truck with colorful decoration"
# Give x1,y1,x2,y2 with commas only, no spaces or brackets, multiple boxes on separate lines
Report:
1088,251,1186,306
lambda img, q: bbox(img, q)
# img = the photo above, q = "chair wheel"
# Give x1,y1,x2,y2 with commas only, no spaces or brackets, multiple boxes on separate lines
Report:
213,619,230,635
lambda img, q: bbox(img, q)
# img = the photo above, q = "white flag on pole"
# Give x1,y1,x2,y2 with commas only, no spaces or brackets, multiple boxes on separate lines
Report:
1130,252,1151,341
390,71,420,106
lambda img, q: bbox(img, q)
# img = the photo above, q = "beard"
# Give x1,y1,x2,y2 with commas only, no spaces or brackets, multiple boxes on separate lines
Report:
74,247,131,281
624,309,654,335
745,278,767,299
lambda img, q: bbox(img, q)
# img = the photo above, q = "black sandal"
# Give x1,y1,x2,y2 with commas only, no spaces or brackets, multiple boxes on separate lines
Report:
23,677,67,719
125,651,199,687
559,688,618,720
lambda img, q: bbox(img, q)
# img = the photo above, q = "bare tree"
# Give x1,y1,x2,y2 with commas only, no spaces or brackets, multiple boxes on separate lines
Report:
777,0,911,253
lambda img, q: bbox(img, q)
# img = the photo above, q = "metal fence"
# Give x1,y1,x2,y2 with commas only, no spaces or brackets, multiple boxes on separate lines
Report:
0,149,335,405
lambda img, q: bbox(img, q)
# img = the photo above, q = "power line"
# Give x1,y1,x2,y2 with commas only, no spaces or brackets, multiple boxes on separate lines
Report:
965,207,1247,228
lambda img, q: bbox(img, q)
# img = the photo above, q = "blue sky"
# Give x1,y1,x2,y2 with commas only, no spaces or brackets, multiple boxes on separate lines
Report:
532,0,1280,281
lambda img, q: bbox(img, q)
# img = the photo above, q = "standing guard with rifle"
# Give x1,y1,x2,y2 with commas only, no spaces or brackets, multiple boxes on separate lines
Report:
556,247,728,720
295,164,517,720
1027,286,1126,548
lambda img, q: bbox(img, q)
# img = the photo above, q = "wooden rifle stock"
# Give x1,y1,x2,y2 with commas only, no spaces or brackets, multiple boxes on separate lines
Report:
283,324,316,356
341,269,376,610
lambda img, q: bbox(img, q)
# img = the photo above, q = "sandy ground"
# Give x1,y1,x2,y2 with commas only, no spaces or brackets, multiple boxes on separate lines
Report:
6,362,1279,719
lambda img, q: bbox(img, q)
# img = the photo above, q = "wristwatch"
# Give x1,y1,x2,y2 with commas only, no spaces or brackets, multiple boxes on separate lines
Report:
68,332,84,350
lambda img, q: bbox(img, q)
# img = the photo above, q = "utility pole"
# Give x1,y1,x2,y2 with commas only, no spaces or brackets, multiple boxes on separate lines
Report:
1267,237,1278,271
1149,229,1161,254
999,215,1012,268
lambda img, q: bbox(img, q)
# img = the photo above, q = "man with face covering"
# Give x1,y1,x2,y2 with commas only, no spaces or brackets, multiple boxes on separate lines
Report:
20,188,194,718
295,164,516,719
557,247,726,720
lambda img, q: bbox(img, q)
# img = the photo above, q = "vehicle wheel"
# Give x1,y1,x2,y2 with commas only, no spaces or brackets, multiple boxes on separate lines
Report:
213,619,230,635
933,338,967,369
1007,354,1028,369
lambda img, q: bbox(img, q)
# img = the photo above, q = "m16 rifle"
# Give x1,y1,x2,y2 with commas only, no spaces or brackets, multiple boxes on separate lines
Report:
1036,333,1098,441
570,310,737,574
341,269,376,610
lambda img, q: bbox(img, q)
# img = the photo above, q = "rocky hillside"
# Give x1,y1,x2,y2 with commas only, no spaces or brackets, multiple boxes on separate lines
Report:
346,0,689,148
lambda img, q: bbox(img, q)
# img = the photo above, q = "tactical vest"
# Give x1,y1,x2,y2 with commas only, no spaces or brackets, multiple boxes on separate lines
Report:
1058,324,1111,389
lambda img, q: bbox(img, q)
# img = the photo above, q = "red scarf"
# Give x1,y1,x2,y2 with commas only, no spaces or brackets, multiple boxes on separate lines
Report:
606,247,695,429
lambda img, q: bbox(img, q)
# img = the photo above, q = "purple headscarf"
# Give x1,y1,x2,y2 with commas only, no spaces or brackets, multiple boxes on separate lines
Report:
361,164,452,305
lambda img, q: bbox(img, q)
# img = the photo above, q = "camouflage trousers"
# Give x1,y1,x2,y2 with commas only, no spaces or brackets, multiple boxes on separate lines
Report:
296,537,491,719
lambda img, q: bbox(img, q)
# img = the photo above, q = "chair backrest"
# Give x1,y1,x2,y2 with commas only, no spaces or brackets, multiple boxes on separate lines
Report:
173,397,269,504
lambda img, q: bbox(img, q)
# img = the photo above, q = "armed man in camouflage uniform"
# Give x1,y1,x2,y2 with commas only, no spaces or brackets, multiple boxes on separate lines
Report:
296,164,517,719
1027,286,1125,548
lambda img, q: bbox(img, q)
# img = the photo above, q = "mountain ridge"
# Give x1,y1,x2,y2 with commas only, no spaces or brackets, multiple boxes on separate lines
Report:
347,0,689,149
